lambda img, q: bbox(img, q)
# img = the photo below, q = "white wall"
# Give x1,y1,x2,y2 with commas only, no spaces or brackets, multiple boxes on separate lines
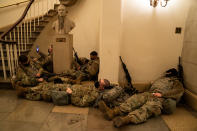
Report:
99,0,121,83
67,0,100,58
121,0,191,83
0,2,27,28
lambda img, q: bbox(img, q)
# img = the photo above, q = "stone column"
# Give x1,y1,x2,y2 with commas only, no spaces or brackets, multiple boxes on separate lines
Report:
53,34,73,73
98,0,122,83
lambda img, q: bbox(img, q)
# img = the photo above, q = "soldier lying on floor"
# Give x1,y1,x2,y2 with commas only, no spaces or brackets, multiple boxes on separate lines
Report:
15,78,132,108
15,79,108,107
98,68,184,127
94,79,135,108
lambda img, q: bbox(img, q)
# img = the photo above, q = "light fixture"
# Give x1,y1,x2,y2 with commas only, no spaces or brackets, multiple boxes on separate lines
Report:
150,0,170,7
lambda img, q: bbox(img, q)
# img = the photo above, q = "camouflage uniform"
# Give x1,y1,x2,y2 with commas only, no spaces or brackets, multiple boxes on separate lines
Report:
116,77,184,124
13,59,44,87
102,84,131,107
34,52,53,73
25,83,99,107
63,58,100,82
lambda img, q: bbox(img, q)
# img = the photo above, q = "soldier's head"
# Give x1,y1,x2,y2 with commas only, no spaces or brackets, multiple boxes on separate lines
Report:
19,55,30,66
165,68,178,77
90,51,98,60
58,4,67,17
95,79,110,91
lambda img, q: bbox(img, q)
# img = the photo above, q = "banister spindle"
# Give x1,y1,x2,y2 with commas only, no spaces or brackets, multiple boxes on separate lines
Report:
20,24,24,51
29,7,32,36
10,44,15,76
34,2,36,31
23,20,27,51
38,0,40,26
13,28,16,41
0,44,7,80
6,44,12,77
17,26,21,56
14,44,18,69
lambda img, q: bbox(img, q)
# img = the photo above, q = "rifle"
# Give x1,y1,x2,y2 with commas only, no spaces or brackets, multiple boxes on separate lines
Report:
119,56,138,95
73,47,83,65
178,56,184,84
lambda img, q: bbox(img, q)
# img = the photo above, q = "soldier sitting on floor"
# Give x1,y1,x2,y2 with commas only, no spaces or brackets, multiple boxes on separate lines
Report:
61,51,100,83
12,55,45,88
98,68,184,127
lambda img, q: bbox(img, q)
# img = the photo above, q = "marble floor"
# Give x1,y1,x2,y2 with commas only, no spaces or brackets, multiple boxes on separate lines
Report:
0,89,196,131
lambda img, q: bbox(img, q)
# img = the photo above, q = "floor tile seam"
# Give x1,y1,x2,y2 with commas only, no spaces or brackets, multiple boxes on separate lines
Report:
160,115,172,131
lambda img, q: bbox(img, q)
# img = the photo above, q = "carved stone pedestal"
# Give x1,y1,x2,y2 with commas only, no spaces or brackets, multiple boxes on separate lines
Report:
53,34,73,74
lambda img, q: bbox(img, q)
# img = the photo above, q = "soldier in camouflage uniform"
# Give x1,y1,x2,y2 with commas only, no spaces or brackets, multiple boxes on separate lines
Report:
22,82,99,107
98,68,184,127
13,55,45,87
33,45,53,73
62,51,99,83
93,79,132,108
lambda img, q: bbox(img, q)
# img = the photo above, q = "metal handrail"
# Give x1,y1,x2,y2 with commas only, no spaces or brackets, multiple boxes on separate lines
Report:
0,0,35,40
0,0,29,9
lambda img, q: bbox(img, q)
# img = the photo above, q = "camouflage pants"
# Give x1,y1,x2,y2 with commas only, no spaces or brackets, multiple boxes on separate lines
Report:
65,69,89,81
119,92,163,124
102,85,130,107
26,83,99,107
25,83,71,101
71,84,99,107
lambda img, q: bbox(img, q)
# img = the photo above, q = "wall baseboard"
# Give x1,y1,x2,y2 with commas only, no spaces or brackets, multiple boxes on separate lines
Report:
183,89,197,111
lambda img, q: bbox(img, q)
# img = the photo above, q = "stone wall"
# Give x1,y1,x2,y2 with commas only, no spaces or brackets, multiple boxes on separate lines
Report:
182,0,197,110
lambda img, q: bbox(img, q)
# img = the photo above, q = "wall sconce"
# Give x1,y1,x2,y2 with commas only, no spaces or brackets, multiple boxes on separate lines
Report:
150,0,170,7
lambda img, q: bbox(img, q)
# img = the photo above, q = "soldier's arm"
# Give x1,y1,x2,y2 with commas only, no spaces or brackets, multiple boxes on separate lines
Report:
87,61,99,76
15,67,38,86
161,80,184,101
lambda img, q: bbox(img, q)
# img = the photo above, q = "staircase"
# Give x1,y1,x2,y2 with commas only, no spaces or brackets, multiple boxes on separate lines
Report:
0,0,59,88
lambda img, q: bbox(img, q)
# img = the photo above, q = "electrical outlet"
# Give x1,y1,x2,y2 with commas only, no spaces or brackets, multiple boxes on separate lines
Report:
175,27,182,34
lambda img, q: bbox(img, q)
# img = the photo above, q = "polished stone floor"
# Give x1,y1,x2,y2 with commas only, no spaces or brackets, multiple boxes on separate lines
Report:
0,89,196,131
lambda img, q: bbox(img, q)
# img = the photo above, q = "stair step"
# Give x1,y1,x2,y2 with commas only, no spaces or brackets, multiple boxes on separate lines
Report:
10,30,41,34
0,77,11,83
0,76,12,89
0,39,17,44
6,36,37,40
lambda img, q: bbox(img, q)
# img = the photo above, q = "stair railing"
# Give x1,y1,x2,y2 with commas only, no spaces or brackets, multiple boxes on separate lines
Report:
0,0,61,80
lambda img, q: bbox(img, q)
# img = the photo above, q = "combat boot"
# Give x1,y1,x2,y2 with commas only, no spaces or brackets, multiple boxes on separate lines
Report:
42,94,52,102
15,86,28,97
98,100,121,120
113,116,131,128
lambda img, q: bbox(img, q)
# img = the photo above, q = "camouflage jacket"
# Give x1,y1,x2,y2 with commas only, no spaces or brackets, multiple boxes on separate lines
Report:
85,58,99,77
100,83,131,107
14,60,44,87
26,83,99,107
71,84,99,107
149,77,184,102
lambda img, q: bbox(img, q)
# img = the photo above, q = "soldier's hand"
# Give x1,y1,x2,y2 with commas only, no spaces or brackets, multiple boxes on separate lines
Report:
153,93,162,97
66,88,72,94
36,73,41,77
38,78,44,82
33,58,38,62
